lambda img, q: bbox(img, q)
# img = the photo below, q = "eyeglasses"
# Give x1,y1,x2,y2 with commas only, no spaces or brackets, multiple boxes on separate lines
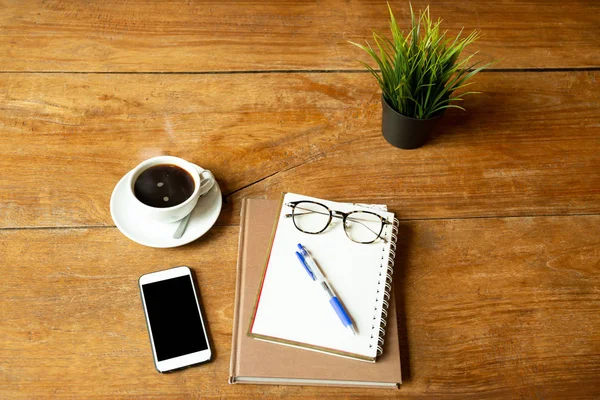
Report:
285,200,391,244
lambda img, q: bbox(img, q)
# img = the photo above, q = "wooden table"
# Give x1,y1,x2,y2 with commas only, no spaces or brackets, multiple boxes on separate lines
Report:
1,1,599,398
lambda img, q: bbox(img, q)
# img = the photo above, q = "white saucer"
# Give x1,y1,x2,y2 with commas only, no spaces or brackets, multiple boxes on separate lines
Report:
110,167,222,248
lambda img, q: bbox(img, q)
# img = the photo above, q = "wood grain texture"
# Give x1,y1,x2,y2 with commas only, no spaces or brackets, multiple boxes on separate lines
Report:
2,1,599,398
1,71,599,228
1,0,599,72
1,216,598,399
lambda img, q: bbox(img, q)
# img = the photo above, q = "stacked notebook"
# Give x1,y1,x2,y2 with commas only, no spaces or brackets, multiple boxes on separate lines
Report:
229,194,402,388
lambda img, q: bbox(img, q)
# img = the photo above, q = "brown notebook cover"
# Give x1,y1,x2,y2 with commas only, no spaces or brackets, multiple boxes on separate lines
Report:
229,198,402,388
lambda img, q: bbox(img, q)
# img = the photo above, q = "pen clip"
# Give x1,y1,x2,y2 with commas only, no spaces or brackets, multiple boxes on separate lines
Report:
297,243,308,257
295,251,315,281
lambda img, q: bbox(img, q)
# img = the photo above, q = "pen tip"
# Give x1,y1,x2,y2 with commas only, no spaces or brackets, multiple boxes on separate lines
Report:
348,326,357,336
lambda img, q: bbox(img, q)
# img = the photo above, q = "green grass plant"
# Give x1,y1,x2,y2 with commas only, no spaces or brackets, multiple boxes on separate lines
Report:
351,4,491,119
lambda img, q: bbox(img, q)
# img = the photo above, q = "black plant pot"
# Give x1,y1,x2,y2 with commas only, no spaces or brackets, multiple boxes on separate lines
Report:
381,95,443,149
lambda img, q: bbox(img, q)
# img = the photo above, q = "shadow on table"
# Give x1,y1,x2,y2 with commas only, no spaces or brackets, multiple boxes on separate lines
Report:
427,90,505,145
393,223,413,384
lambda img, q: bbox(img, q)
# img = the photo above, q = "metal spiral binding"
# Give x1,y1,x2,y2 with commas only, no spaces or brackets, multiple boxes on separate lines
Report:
377,335,385,355
384,281,392,293
388,249,396,263
387,264,394,276
374,217,400,357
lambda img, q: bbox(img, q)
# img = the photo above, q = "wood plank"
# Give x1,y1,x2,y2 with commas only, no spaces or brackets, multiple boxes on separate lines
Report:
1,0,598,72
1,216,598,398
228,89,600,221
1,71,599,228
394,215,600,399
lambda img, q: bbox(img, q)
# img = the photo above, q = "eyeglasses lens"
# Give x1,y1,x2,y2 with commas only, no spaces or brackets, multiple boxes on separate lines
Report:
292,202,331,233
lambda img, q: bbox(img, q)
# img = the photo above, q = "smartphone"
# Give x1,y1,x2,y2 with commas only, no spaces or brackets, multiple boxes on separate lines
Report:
139,266,212,372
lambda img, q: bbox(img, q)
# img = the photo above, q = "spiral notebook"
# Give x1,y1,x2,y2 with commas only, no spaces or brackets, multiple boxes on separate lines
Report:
248,193,399,362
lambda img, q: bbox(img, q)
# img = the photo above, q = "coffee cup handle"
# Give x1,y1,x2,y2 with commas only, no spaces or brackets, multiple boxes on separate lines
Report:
195,167,216,197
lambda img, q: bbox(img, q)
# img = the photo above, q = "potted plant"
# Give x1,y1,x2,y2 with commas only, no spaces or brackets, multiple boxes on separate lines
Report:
351,4,490,149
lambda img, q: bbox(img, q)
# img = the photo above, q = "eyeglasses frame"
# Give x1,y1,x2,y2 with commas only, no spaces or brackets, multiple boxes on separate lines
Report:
284,200,391,244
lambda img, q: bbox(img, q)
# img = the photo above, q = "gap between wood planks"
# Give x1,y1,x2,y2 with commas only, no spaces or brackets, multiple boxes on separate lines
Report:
2,213,599,232
0,67,599,75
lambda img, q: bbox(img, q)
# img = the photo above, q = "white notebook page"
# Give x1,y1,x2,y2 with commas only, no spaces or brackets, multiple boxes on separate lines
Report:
250,193,395,360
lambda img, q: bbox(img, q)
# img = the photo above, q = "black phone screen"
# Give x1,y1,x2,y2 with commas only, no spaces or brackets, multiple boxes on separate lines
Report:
142,275,208,361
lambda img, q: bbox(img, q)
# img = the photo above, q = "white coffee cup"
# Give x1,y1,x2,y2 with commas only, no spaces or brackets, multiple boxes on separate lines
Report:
128,156,215,224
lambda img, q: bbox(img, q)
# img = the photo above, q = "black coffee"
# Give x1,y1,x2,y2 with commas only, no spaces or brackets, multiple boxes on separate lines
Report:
134,164,195,208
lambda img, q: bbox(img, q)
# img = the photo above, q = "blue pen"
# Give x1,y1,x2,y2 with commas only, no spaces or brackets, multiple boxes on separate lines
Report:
295,243,357,335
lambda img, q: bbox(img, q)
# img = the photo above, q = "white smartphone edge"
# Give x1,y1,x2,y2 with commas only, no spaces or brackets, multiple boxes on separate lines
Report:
139,266,212,373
